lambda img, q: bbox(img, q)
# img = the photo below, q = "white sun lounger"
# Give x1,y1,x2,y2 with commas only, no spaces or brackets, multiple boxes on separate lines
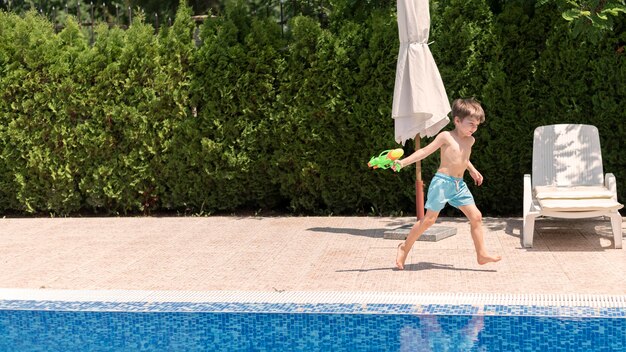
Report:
523,124,623,248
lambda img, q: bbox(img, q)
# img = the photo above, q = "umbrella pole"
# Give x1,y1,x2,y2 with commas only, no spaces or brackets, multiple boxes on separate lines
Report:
415,133,425,220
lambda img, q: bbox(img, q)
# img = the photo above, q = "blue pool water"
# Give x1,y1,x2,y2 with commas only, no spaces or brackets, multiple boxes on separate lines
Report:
0,302,625,352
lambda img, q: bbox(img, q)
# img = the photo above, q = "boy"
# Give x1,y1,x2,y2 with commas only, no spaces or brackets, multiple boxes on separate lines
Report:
393,98,501,270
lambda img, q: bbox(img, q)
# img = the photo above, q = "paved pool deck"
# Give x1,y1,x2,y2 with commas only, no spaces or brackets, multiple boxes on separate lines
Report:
0,216,624,295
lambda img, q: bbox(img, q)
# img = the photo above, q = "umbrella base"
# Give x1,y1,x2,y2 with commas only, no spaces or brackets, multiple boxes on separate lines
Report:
383,225,457,241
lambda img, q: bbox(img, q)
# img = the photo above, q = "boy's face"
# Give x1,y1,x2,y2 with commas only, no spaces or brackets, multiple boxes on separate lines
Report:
454,116,481,137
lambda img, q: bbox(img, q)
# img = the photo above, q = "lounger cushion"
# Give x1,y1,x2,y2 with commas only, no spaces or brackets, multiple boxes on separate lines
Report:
538,198,623,211
535,185,623,211
534,186,615,200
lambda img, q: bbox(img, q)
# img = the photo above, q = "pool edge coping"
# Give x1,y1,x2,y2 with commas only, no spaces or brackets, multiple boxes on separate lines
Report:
1,288,625,318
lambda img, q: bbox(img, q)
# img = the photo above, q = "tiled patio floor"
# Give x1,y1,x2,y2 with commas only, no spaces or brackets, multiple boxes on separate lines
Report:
0,216,623,295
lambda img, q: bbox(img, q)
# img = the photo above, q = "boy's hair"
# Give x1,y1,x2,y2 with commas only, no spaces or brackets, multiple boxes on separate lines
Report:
452,98,485,123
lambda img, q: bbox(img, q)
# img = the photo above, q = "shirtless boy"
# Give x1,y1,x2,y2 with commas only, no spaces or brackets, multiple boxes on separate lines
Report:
393,98,501,270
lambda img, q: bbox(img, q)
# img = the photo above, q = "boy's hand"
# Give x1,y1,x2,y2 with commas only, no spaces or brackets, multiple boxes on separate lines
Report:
469,169,483,186
391,160,403,172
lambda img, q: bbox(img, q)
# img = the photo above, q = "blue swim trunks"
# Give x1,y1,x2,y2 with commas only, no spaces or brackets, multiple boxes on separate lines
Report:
425,172,475,212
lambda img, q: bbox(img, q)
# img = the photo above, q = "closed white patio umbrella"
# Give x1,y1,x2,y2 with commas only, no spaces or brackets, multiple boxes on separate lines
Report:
393,0,451,219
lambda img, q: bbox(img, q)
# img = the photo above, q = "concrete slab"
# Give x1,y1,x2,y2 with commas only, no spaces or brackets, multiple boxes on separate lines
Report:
383,224,457,241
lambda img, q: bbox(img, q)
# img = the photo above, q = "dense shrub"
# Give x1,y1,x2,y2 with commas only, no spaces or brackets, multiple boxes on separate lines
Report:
0,0,624,216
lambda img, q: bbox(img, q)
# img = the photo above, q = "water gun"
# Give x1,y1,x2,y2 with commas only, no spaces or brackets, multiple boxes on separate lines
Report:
367,148,404,171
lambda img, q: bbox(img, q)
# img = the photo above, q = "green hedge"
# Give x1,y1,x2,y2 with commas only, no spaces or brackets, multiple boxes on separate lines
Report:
0,0,624,216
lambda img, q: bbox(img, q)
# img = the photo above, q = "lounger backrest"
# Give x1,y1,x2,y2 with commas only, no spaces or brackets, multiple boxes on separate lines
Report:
532,124,604,187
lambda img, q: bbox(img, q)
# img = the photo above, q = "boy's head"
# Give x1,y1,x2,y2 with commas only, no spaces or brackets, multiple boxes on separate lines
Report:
452,98,485,123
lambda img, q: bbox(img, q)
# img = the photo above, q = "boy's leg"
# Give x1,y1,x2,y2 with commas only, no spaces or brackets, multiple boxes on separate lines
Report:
457,204,501,264
395,209,440,270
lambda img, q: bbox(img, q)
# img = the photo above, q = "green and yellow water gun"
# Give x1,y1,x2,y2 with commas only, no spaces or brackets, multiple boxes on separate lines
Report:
367,148,404,171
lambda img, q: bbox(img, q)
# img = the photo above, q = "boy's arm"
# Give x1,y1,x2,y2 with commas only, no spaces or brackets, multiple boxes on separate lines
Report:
467,161,483,186
397,132,447,169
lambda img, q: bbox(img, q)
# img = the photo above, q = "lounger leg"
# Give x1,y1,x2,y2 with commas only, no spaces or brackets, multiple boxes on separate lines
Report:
523,214,537,248
609,213,622,249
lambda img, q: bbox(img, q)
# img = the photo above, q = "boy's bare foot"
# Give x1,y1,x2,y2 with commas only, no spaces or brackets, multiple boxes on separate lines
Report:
477,253,501,265
396,243,408,270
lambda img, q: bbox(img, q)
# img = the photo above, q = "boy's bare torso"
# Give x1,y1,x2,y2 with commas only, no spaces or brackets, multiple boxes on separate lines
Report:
436,131,474,178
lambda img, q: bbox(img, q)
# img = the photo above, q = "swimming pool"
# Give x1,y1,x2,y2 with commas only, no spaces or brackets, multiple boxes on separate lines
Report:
0,290,624,351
